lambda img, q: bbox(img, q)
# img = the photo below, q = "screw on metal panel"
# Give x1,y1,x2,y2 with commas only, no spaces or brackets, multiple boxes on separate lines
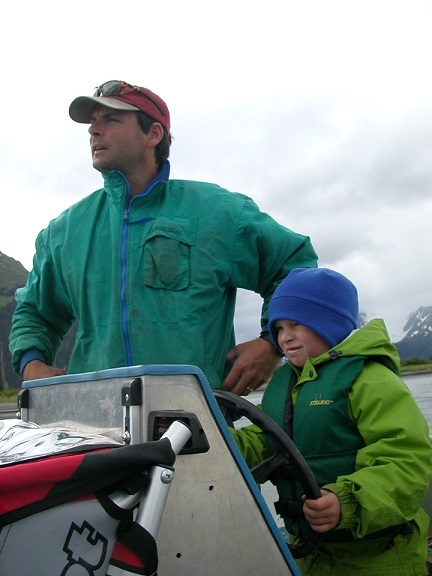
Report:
160,470,174,484
124,393,130,402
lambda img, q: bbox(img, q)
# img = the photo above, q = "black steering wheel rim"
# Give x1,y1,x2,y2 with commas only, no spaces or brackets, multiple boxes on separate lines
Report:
214,389,322,559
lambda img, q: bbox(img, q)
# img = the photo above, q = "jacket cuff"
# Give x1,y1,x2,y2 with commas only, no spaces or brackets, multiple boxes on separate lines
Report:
259,331,282,356
20,348,47,377
322,483,359,531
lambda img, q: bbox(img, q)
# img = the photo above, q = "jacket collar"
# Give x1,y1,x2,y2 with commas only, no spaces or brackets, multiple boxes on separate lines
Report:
102,160,171,205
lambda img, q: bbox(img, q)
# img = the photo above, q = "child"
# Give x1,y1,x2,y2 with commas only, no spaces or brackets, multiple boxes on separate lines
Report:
233,267,432,575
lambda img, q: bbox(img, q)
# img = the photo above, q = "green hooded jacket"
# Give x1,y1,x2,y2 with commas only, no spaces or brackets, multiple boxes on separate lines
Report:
9,169,317,389
232,319,432,573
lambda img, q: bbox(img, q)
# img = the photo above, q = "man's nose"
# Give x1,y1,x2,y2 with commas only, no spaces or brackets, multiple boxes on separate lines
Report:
88,122,101,136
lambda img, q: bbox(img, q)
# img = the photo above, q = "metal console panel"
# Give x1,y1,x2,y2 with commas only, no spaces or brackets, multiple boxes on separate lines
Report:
22,365,300,576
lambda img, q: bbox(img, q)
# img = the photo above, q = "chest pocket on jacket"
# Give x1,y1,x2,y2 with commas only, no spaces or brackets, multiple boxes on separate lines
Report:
142,218,197,290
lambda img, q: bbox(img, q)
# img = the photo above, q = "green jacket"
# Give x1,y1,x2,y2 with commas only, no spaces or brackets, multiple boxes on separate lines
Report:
233,320,432,572
9,169,317,389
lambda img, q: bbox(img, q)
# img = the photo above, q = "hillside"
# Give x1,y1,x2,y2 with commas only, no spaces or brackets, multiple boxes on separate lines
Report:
0,252,76,389
0,252,28,307
0,252,29,388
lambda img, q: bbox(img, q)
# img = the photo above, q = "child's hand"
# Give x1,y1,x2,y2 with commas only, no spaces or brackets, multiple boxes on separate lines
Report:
302,489,341,533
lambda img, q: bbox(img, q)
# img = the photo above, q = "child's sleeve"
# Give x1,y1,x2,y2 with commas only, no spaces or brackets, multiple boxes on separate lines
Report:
323,364,432,538
230,423,271,469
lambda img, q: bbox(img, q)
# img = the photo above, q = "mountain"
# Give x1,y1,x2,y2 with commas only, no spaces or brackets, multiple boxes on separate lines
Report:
0,251,28,306
394,306,432,361
0,252,29,389
0,252,76,390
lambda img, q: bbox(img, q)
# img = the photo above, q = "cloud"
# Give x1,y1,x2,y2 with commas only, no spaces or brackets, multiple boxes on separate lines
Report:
1,0,431,347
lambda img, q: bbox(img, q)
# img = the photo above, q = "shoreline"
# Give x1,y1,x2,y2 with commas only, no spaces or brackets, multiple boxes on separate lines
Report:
257,367,432,392
401,369,432,377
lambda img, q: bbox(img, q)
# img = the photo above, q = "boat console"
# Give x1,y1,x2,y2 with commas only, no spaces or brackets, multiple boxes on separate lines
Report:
6,364,302,576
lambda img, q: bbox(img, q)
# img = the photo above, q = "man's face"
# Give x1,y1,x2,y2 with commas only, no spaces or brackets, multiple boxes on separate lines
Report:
88,104,149,175
274,319,330,367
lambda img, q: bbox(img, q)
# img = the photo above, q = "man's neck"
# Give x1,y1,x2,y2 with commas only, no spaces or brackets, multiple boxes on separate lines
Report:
126,160,170,197
128,165,159,197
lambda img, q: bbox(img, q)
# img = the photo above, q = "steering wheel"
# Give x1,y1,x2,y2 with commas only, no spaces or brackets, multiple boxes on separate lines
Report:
214,390,322,559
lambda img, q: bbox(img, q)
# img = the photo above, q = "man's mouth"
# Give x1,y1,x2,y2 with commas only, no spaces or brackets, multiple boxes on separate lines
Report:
92,146,108,159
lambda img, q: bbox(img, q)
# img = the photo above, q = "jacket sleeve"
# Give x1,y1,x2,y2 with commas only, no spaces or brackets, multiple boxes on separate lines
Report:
323,364,432,538
9,228,75,374
231,198,318,330
230,423,272,469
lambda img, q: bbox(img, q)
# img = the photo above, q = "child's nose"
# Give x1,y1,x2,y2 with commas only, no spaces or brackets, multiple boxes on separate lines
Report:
279,329,292,344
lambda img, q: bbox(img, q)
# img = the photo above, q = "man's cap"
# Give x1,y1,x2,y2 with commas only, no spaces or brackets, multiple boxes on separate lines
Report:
268,268,359,351
69,80,170,134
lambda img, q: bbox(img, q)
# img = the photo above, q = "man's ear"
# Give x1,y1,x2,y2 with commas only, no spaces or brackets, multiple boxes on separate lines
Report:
147,122,164,148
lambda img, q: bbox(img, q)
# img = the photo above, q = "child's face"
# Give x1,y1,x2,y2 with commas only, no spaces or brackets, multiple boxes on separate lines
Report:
274,319,331,367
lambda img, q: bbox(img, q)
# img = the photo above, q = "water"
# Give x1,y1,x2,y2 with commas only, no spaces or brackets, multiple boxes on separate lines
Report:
244,371,432,433
403,372,432,433
243,372,432,527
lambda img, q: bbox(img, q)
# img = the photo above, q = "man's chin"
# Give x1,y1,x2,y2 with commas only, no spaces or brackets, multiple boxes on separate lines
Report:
92,160,109,173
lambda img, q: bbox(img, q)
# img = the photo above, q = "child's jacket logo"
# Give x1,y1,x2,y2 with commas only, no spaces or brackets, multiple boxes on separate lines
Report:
309,399,334,406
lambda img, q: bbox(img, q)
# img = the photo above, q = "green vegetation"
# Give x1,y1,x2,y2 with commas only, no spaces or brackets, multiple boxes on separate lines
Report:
0,388,20,403
0,253,30,390
0,253,28,299
0,294,12,307
400,357,432,374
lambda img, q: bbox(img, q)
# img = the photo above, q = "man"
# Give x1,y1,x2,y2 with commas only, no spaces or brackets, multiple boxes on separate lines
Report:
9,80,318,393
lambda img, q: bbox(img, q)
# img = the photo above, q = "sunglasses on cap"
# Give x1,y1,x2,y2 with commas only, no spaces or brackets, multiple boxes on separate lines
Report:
94,80,166,118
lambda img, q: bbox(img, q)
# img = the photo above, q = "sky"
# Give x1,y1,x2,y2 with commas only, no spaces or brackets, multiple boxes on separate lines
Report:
1,0,431,344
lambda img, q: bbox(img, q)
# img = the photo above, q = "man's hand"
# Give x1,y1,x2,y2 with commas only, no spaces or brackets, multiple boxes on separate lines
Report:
222,337,281,396
302,489,341,533
22,360,66,381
